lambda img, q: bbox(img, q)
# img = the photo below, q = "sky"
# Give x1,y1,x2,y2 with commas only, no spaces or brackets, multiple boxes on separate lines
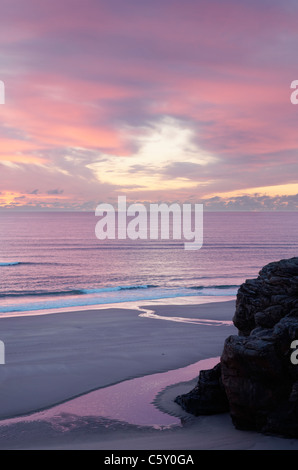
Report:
0,0,297,211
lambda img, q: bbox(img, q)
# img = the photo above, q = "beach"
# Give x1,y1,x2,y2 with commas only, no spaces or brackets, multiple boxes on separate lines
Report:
1,0,298,453
0,299,298,450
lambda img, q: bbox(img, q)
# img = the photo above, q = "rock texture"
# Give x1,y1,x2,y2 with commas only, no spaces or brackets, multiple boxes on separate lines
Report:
175,363,229,416
175,257,298,437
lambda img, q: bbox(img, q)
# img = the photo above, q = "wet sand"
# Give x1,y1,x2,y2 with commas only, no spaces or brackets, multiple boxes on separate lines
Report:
0,299,297,449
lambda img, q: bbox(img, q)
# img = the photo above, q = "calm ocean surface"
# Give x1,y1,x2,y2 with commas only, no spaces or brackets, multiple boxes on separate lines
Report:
0,211,297,316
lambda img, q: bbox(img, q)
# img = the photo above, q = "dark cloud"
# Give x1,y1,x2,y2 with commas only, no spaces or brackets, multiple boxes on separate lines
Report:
202,194,298,211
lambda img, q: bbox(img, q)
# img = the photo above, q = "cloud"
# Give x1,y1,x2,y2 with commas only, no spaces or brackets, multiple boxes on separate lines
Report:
162,162,203,180
0,0,297,210
47,189,64,195
87,116,218,193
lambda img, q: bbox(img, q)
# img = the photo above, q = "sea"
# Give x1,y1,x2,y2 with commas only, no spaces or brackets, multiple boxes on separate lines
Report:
0,211,297,316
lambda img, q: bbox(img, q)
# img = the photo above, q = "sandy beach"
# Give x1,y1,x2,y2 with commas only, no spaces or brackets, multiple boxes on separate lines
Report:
0,299,298,450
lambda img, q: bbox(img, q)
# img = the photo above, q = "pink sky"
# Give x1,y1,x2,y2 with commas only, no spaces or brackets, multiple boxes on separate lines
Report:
0,0,297,210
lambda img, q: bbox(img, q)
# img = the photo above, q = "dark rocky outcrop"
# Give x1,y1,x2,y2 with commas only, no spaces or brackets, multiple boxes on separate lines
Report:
175,257,298,437
175,363,229,415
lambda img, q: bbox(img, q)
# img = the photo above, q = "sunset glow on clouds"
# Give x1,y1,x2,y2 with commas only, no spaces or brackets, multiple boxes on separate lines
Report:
0,0,298,210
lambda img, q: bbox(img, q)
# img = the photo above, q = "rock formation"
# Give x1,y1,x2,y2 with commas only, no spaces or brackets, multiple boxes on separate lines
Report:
175,257,298,437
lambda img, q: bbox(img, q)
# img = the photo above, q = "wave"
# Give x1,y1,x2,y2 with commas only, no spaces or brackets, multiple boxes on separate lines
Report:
0,283,238,315
190,284,240,290
82,285,158,294
0,261,61,267
0,262,20,266
0,284,239,300
0,284,159,299
0,290,237,315
0,289,85,298
0,283,239,316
